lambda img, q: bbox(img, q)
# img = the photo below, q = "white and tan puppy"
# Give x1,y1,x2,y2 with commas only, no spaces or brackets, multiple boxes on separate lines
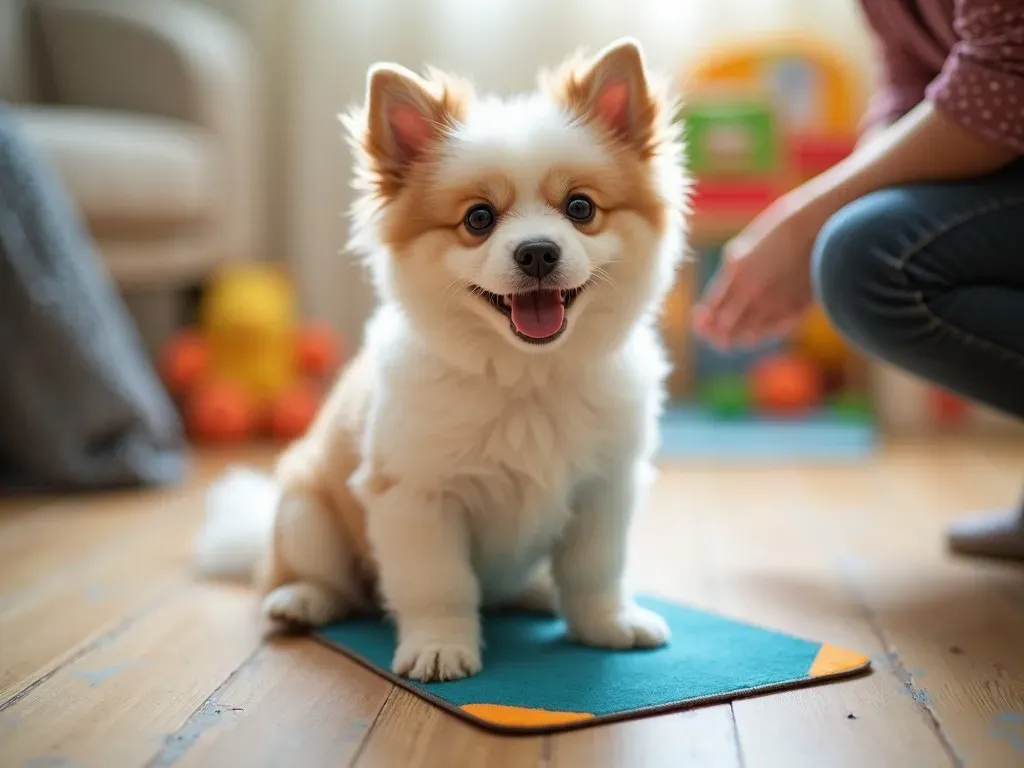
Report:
197,38,688,682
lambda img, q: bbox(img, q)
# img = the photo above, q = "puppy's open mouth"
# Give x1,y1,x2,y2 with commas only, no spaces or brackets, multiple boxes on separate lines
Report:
476,285,587,344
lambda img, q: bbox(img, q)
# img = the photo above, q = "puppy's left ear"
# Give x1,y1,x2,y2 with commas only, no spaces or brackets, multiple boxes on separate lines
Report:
550,38,658,153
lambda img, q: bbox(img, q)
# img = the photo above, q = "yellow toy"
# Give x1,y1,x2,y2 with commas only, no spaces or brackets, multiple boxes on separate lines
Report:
201,264,297,404
794,305,849,373
158,264,344,443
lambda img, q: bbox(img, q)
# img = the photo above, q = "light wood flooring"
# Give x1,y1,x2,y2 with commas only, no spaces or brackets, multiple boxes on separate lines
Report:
1,439,1022,768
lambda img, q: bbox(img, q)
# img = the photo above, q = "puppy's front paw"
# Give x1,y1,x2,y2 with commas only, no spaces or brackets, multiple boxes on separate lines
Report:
262,582,344,627
392,639,482,682
568,603,671,649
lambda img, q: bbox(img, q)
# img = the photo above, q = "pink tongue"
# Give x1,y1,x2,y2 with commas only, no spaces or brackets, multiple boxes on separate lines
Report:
509,290,565,339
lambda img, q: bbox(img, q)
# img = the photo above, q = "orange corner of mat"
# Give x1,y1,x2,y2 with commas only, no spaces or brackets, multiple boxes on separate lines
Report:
809,643,871,678
460,703,595,727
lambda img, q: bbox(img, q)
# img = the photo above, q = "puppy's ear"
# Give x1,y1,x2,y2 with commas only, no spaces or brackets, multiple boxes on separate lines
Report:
354,63,469,195
548,38,658,154
367,65,439,164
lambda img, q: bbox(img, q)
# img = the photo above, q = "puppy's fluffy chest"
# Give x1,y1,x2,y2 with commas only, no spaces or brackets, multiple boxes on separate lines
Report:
363,308,664,595
445,377,616,592
367,307,661,480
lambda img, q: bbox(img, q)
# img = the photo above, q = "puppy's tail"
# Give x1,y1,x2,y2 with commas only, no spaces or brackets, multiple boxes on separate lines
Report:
195,466,279,581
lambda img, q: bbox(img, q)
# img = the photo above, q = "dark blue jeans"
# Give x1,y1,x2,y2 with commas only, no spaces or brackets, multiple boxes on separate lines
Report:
812,160,1024,420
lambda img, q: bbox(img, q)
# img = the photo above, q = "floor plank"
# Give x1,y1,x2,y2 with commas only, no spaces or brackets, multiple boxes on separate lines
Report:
352,689,545,768
803,446,1024,768
649,463,956,768
160,637,393,768
0,449,244,579
548,706,740,768
0,528,187,705
0,491,162,596
0,451,271,705
2,441,1023,767
973,440,1024,488
0,491,204,703
0,583,263,768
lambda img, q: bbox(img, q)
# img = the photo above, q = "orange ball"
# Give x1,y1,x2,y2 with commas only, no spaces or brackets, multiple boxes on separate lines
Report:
184,380,255,444
269,382,322,441
159,330,210,396
296,323,342,379
751,353,824,415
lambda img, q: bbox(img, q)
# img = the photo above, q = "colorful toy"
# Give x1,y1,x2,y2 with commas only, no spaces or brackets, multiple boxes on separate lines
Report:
832,389,874,422
685,98,780,178
751,353,824,416
794,306,848,374
657,36,875,451
679,38,865,239
160,329,211,397
686,35,865,139
699,374,752,419
158,264,344,443
269,381,324,442
184,379,255,444
297,322,343,379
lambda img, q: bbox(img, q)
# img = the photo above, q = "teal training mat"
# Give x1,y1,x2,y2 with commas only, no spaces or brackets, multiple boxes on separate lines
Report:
315,595,871,734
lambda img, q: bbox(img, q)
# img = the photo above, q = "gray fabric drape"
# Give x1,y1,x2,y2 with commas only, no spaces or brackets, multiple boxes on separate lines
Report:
0,105,186,491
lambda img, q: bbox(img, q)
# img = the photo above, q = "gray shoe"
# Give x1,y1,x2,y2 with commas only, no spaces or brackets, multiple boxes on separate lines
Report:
947,505,1024,561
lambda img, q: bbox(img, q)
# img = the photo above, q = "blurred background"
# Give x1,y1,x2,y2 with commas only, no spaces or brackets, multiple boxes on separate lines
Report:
2,0,1020,489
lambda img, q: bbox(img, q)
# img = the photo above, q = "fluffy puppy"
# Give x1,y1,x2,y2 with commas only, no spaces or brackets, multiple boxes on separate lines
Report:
197,37,688,682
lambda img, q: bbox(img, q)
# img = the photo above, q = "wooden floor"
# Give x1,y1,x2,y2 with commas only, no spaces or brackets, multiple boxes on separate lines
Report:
1,439,1023,768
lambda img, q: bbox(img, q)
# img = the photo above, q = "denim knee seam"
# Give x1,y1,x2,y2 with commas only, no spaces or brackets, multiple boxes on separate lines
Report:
895,196,1024,370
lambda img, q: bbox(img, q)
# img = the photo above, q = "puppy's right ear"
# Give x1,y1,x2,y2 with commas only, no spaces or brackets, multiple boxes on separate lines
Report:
367,65,439,165
356,64,468,194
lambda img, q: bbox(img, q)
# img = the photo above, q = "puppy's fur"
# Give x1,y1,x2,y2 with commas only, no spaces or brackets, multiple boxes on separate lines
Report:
197,38,688,682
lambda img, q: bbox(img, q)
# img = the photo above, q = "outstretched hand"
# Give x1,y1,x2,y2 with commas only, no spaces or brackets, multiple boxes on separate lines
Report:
692,197,825,349
692,99,1022,350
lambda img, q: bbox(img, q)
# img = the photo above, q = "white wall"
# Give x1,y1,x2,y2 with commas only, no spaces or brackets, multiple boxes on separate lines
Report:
194,0,292,265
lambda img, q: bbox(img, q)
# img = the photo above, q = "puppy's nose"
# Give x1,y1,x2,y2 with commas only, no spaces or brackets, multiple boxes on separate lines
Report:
513,240,560,279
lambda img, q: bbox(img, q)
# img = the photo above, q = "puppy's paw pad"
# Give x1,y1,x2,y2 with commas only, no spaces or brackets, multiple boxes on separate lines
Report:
569,604,671,649
262,583,341,627
392,641,482,682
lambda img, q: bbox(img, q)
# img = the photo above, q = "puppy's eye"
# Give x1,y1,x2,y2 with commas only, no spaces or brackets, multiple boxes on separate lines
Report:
564,194,595,224
464,204,496,235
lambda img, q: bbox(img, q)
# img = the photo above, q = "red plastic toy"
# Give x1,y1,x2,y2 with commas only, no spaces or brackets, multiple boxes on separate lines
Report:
751,353,825,416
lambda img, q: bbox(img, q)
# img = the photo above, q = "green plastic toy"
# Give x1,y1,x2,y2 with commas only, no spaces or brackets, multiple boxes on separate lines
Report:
700,374,752,419
832,390,873,422
682,100,779,177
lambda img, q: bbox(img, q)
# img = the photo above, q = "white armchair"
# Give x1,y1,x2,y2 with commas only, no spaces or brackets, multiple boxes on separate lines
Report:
2,0,263,344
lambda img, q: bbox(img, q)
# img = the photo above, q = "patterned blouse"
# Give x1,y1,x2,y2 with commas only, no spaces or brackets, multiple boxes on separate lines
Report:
859,0,1024,152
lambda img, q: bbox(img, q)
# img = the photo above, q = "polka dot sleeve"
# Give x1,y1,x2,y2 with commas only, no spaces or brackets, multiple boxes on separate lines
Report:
925,0,1024,153
857,0,943,132
863,38,937,131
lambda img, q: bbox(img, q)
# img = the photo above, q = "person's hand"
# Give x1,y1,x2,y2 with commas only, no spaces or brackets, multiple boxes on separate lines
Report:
692,195,826,349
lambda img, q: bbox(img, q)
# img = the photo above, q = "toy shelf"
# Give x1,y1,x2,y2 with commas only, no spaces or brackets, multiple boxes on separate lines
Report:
661,38,879,460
